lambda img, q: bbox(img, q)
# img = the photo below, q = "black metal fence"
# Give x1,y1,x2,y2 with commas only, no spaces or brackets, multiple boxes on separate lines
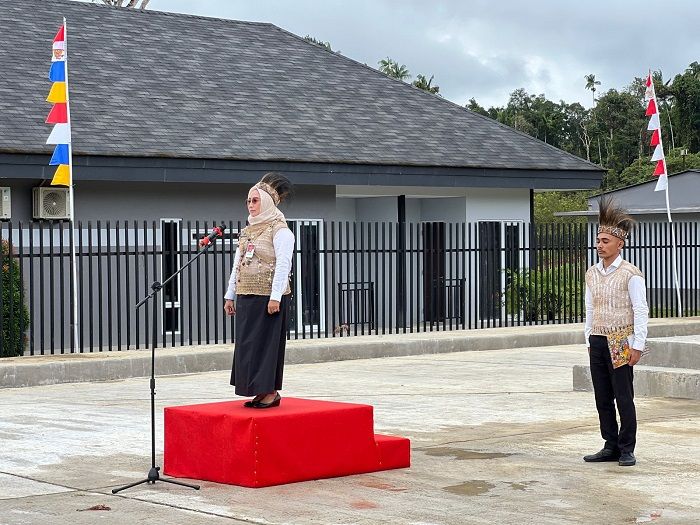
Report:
1,219,698,356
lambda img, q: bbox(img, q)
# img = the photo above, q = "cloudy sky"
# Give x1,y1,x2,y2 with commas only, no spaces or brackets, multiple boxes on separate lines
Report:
134,0,698,108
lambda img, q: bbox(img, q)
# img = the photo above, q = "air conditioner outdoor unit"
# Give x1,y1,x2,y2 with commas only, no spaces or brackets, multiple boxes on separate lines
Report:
0,187,10,219
33,187,70,220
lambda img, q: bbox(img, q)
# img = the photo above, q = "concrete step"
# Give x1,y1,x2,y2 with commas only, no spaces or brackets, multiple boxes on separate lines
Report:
3,317,700,389
573,364,700,400
645,336,700,369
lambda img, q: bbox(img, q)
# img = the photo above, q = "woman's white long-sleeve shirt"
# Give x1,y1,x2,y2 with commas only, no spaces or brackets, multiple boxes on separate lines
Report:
224,228,295,302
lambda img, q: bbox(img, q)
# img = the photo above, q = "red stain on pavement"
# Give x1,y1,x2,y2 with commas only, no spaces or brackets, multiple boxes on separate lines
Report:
351,499,379,509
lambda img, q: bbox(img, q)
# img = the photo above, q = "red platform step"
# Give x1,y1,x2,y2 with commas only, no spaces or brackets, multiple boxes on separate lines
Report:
163,397,410,487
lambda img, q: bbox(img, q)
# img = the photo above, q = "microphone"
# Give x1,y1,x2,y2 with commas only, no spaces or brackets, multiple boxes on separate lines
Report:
199,224,226,247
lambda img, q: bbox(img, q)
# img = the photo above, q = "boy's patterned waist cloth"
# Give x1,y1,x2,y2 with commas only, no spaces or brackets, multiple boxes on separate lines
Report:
592,325,649,368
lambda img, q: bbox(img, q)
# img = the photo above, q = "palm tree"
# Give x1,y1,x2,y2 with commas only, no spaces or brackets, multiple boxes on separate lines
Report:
585,74,603,165
378,58,411,81
584,74,601,106
686,61,700,79
412,74,440,94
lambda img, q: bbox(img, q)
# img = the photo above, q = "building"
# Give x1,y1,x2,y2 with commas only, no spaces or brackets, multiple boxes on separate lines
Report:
0,0,606,352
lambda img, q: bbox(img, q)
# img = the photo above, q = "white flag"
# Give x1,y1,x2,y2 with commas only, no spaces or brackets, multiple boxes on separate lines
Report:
644,86,654,101
651,144,664,161
46,123,71,144
654,173,668,192
647,113,660,130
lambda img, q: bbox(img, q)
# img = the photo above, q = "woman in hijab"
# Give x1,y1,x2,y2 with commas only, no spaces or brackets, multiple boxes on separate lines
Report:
224,173,295,408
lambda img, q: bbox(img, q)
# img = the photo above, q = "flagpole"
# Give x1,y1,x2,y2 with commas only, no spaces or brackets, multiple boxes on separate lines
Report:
63,17,80,350
649,74,683,317
664,186,683,316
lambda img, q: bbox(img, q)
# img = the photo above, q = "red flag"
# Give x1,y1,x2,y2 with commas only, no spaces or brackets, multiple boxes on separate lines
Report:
645,98,657,116
45,103,68,124
649,129,660,146
653,159,666,176
53,26,65,43
646,73,652,87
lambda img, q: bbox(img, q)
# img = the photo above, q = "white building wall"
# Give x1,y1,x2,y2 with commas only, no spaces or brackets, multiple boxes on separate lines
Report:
465,188,530,223
354,197,398,222
420,197,467,222
405,198,421,222
334,197,357,222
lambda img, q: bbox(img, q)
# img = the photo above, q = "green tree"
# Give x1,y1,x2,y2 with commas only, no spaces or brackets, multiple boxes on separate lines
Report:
584,74,604,164
534,191,590,224
412,74,440,94
466,98,490,116
378,58,411,81
303,35,334,52
616,149,700,187
670,66,700,153
1,240,29,357
591,89,646,173
584,73,601,105
563,102,593,161
652,70,676,150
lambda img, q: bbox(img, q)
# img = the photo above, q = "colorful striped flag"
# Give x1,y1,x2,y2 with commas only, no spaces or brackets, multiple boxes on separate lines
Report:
46,24,71,186
45,20,80,351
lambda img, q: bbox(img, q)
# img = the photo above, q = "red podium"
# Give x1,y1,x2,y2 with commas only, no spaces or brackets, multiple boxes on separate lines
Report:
163,398,410,487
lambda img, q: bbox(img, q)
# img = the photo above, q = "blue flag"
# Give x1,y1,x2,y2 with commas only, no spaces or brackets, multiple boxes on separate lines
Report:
49,144,69,165
49,61,66,82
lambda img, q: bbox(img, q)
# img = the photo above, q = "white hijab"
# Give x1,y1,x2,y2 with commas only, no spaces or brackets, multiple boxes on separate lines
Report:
247,186,286,226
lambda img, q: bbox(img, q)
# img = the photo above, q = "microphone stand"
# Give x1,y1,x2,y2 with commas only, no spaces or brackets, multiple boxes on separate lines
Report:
112,229,224,494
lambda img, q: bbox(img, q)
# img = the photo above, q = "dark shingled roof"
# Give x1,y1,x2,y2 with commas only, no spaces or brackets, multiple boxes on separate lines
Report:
1,0,601,175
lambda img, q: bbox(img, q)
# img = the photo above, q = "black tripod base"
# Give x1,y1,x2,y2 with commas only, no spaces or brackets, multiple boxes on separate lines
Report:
111,466,200,494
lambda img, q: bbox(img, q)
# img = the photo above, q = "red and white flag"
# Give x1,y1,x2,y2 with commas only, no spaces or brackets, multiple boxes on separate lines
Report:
645,72,667,191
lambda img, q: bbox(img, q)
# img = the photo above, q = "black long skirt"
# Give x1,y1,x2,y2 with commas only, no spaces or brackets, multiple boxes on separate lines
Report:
230,294,289,396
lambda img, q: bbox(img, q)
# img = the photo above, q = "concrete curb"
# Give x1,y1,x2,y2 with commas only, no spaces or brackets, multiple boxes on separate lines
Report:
645,337,700,369
3,318,700,389
573,364,700,400
573,333,700,399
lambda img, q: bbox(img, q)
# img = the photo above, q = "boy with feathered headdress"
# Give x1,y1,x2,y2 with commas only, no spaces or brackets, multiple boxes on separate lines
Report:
583,197,649,467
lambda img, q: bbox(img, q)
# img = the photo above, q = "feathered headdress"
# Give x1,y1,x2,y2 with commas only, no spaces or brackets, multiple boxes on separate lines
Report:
254,172,293,206
597,196,635,240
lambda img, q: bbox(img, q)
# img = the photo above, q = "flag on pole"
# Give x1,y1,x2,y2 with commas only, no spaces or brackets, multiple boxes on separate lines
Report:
47,19,80,351
644,72,667,191
45,25,71,186
645,70,683,316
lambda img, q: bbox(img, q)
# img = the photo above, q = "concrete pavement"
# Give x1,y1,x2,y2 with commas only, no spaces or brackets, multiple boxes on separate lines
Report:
1,342,699,524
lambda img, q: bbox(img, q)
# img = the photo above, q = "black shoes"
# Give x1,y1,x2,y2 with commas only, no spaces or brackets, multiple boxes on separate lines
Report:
583,448,621,462
243,395,265,408
252,393,281,409
618,452,636,466
583,448,636,466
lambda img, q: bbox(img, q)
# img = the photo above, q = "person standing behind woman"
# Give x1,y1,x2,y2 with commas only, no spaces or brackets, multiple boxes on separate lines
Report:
224,173,294,408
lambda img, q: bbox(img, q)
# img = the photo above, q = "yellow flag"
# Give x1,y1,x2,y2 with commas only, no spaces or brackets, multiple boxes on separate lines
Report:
46,82,67,103
50,164,70,186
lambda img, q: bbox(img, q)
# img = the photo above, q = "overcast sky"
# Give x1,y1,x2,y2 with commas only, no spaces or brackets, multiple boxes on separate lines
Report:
134,0,698,108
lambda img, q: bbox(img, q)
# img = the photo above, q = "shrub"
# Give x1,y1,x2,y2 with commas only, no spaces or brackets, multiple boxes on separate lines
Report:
505,263,584,322
1,240,29,357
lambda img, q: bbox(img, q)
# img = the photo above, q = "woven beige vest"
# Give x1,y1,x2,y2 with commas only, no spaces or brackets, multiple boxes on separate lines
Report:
236,219,292,296
585,260,643,336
